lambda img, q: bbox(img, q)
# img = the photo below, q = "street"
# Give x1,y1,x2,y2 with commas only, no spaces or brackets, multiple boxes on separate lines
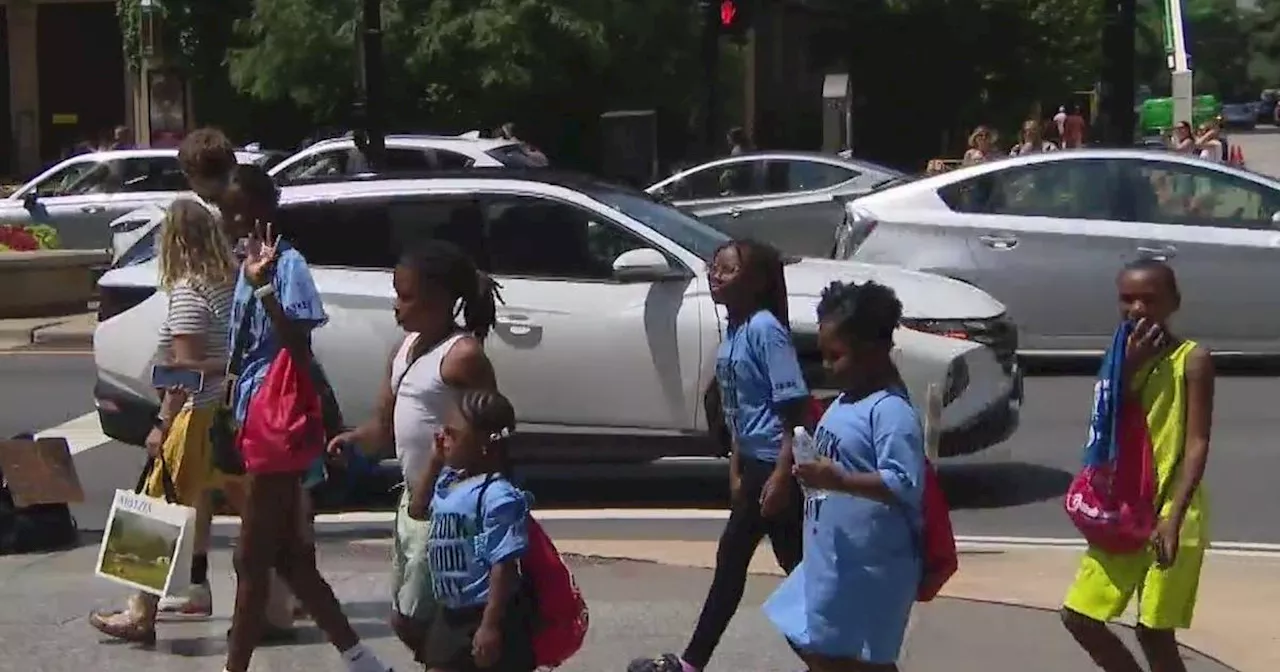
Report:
6,351,1278,546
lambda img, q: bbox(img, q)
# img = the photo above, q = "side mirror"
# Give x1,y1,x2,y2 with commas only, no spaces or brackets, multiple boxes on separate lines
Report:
1271,211,1280,225
21,191,38,210
612,248,675,281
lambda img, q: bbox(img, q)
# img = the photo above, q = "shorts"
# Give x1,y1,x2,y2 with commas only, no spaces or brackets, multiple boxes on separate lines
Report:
1063,542,1206,630
421,596,534,672
392,488,436,620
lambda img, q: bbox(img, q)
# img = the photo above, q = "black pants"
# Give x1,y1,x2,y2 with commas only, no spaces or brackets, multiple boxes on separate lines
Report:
682,456,804,669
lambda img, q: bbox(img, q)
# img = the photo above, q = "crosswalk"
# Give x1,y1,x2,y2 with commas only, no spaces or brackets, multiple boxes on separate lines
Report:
35,411,113,455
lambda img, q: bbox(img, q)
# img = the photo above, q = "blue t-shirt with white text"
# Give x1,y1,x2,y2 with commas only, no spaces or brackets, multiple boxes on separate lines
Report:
228,243,328,423
715,309,809,463
427,470,530,610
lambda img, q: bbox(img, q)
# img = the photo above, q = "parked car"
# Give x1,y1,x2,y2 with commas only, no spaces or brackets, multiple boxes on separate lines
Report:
1220,102,1257,130
269,133,548,185
833,148,1280,355
95,171,1022,468
0,149,266,250
645,151,904,258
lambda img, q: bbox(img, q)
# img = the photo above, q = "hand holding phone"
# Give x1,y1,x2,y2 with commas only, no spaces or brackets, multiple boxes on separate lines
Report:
151,364,206,394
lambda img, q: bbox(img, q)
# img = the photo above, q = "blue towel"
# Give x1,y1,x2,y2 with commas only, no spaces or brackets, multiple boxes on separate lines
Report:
1083,321,1132,467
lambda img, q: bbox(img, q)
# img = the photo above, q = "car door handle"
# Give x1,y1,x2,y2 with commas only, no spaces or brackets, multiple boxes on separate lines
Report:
1136,245,1177,260
496,315,539,332
978,234,1019,250
80,205,106,214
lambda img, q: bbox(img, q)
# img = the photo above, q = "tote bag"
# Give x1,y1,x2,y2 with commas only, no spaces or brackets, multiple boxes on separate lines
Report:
94,458,196,597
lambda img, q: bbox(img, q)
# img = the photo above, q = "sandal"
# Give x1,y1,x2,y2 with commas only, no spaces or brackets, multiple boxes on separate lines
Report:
88,608,157,646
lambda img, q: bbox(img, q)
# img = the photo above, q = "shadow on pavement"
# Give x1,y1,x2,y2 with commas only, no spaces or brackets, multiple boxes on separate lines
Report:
938,462,1073,510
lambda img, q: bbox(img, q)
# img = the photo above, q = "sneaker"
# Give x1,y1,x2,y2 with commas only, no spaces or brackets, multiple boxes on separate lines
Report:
157,582,213,618
627,654,687,672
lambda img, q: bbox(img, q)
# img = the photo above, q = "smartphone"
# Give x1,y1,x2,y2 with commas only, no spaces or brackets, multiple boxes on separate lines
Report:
150,364,206,394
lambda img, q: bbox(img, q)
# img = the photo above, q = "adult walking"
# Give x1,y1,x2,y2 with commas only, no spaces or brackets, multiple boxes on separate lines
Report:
962,126,999,165
220,163,392,672
326,240,501,662
88,199,237,644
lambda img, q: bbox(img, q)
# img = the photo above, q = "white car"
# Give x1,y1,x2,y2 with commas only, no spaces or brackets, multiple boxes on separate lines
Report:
94,172,1022,464
3,148,265,251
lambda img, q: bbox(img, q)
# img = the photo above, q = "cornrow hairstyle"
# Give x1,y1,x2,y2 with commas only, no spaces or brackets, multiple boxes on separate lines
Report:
399,240,501,342
456,388,517,474
1120,258,1180,300
717,238,790,329
816,280,903,345
228,163,280,215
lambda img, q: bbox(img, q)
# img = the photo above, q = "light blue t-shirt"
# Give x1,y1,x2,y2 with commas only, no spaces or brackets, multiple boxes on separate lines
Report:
228,243,328,424
715,309,809,463
427,470,530,610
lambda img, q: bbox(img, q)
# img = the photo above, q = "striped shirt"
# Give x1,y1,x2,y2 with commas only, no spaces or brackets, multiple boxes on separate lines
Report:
157,279,236,408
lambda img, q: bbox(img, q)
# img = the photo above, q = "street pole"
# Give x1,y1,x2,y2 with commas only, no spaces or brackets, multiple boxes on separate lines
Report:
354,0,386,168
1098,0,1136,146
700,0,721,159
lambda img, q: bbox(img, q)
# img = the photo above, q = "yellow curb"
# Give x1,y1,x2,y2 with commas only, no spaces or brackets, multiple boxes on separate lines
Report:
554,539,1279,671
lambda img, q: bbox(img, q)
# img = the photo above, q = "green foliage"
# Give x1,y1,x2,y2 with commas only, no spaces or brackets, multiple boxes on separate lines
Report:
27,225,60,250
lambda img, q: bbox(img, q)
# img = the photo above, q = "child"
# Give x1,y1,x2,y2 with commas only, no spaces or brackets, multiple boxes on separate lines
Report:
1061,259,1213,672
629,239,810,672
422,389,534,672
764,280,925,672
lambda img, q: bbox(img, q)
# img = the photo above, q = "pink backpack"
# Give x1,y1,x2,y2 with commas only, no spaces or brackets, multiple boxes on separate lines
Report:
1064,402,1159,554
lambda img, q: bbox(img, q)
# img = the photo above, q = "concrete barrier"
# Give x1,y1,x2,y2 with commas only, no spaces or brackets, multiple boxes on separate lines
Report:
0,250,110,319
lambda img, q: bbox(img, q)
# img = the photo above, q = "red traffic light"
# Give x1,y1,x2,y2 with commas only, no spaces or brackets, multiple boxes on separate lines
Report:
719,0,738,27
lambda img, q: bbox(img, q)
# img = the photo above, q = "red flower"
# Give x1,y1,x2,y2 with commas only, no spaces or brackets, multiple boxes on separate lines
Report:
0,225,39,251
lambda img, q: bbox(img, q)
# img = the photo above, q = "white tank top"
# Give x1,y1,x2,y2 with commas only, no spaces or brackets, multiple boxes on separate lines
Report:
391,331,469,485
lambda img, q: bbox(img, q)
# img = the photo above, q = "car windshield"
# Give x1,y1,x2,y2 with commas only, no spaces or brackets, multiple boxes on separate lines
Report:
592,190,729,261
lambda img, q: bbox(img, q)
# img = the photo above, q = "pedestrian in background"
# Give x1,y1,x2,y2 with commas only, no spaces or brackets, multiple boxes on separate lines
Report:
1009,120,1058,156
326,239,501,662
962,126,999,165
88,199,237,644
1063,105,1088,148
220,164,392,672
1061,260,1213,672
628,238,809,672
1169,121,1196,154
763,280,925,672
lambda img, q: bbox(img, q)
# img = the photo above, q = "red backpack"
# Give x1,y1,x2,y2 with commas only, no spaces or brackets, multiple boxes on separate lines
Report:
914,459,958,601
522,516,589,668
238,348,326,474
1064,402,1159,554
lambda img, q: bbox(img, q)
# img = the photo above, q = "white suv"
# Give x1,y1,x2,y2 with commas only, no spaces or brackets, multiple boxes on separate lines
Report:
269,133,546,185
94,172,1023,462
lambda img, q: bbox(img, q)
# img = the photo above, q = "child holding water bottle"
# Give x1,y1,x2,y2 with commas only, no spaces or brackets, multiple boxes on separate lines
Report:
629,239,812,672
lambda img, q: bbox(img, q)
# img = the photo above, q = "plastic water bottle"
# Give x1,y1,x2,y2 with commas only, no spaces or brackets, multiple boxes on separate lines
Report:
792,426,827,500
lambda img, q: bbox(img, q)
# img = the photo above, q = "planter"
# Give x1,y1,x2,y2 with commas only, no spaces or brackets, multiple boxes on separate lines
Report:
0,224,59,252
0,250,110,319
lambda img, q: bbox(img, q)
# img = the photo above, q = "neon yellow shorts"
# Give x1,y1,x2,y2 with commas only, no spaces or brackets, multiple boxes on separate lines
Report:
1063,541,1205,630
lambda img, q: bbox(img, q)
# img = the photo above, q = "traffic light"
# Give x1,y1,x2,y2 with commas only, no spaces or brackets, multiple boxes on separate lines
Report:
701,0,752,40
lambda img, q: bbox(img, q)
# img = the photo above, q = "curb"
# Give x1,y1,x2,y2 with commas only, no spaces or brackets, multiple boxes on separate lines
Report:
31,325,94,349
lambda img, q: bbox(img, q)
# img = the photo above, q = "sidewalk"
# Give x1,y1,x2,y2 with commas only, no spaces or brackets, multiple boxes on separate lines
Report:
0,533,1261,671
0,310,95,350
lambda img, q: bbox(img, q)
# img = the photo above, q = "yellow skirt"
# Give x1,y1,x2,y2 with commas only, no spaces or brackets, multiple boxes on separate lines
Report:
143,405,225,504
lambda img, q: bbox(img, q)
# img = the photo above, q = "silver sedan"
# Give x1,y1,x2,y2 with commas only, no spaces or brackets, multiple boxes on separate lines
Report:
646,150,902,257
834,148,1280,355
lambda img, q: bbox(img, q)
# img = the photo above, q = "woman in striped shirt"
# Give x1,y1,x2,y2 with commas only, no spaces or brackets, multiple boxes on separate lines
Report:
89,198,238,643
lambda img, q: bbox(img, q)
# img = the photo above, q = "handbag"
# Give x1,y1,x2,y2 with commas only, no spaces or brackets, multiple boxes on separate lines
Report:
209,295,257,475
94,457,196,597
237,344,326,474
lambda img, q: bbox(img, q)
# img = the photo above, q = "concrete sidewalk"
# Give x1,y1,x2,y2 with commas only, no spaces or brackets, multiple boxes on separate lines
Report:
0,310,95,350
0,533,1261,671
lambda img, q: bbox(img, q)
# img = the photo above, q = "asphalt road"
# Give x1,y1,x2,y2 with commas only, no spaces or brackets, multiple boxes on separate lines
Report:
5,351,1278,545
1229,126,1280,178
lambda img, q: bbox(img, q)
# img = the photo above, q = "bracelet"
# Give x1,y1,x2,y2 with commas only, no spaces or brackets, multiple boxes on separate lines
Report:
253,284,277,300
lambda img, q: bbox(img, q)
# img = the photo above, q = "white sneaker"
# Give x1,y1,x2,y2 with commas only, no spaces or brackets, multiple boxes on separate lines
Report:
157,582,213,617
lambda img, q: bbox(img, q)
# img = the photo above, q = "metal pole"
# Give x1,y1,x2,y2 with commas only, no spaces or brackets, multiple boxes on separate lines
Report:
355,0,386,168
1099,0,1136,146
701,0,721,159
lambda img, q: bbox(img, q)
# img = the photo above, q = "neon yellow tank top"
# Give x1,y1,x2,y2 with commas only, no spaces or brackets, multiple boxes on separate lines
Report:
1132,339,1208,546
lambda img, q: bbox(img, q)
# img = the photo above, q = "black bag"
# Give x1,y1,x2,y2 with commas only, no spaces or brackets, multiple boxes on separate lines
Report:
0,433,78,555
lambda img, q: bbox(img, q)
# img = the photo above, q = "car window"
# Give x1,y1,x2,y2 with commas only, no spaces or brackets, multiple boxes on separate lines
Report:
484,195,648,280
666,160,762,200
592,189,728,262
1119,161,1280,230
30,160,108,197
384,149,434,171
432,150,475,170
485,143,548,167
278,200,393,269
764,159,857,193
118,157,188,192
938,159,1116,220
275,149,349,183
387,195,488,267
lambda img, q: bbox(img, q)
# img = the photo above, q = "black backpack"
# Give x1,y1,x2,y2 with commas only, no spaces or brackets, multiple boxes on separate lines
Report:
0,433,79,555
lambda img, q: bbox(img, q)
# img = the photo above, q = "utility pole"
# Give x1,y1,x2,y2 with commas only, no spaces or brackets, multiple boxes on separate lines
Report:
1098,0,1136,146
353,0,386,168
700,0,721,159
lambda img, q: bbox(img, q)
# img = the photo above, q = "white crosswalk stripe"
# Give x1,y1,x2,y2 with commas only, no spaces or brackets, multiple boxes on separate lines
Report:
35,411,112,454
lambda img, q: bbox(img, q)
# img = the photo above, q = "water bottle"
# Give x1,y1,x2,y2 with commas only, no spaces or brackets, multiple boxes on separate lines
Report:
792,426,827,500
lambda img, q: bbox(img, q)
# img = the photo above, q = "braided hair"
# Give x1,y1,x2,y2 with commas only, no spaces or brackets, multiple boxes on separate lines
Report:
398,240,502,341
816,280,903,346
456,388,517,474
717,238,789,329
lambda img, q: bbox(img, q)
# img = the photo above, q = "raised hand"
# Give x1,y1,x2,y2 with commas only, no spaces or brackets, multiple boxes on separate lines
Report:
243,221,281,288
